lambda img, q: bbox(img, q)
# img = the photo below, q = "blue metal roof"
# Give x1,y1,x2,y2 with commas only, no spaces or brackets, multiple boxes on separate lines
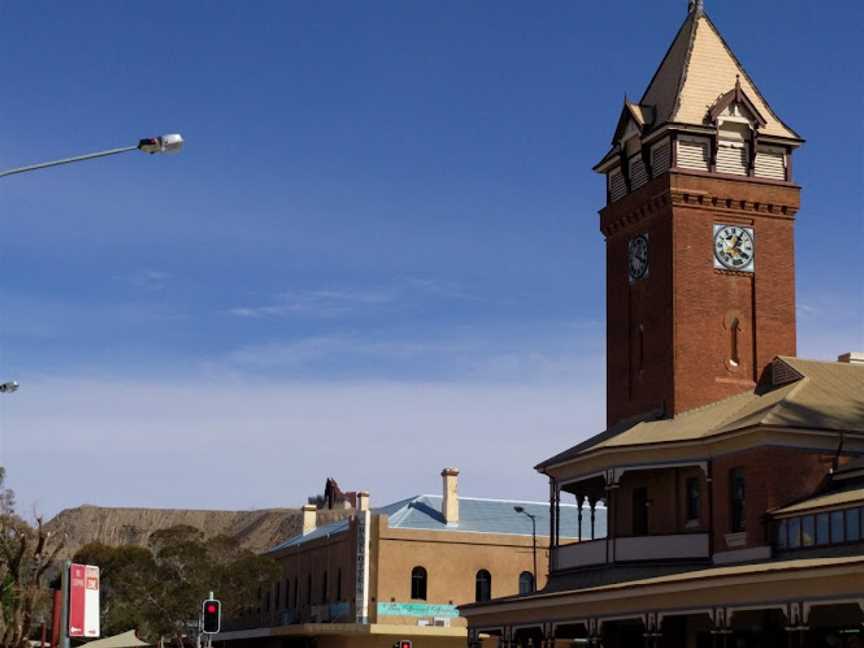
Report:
382,495,604,538
268,496,606,553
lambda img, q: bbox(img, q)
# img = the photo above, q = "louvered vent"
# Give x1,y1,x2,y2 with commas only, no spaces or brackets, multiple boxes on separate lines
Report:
677,139,710,171
630,155,648,190
609,170,627,202
755,149,786,180
717,144,749,176
771,358,804,387
651,141,672,177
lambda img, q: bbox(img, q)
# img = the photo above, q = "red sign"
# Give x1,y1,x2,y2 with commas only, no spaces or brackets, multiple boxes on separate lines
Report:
68,563,100,638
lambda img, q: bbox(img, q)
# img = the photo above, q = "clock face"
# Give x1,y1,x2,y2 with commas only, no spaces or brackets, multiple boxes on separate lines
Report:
713,225,755,272
628,234,649,282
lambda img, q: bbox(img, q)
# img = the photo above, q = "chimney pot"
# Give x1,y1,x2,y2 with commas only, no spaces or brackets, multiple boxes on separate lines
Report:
441,467,460,525
302,504,317,535
838,352,864,365
357,491,370,512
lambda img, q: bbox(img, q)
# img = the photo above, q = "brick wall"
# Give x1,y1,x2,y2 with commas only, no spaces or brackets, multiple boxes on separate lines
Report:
711,447,832,550
602,171,800,426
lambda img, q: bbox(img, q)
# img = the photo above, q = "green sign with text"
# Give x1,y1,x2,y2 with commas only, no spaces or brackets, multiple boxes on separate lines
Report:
377,602,460,618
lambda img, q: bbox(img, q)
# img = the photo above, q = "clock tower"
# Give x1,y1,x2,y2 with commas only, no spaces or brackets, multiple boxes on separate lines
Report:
594,1,803,427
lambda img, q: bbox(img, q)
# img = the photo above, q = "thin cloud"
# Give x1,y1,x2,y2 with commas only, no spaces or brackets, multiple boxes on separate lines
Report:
125,269,172,292
230,288,398,319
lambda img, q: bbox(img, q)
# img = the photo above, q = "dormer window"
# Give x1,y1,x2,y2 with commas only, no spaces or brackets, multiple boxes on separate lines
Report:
716,122,750,177
629,154,648,191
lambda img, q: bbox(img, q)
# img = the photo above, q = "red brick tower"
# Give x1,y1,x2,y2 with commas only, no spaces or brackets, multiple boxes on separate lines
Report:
594,3,804,427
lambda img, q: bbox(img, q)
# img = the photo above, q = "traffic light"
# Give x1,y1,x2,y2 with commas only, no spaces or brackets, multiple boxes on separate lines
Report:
393,641,412,648
202,598,221,634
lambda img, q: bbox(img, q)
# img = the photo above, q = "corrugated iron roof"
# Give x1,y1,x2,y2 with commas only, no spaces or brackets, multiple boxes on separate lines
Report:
537,357,864,470
770,487,864,517
269,496,605,553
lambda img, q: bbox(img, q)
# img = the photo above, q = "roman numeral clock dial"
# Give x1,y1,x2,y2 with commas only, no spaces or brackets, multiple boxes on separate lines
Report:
713,224,755,273
628,234,649,283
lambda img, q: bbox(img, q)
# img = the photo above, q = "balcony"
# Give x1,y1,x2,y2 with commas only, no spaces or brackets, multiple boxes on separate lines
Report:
552,533,710,571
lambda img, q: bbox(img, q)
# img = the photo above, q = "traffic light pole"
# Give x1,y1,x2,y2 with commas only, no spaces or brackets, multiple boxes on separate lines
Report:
59,561,71,648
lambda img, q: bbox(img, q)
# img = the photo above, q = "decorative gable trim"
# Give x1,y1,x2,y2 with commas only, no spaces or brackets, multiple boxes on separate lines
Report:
708,77,768,128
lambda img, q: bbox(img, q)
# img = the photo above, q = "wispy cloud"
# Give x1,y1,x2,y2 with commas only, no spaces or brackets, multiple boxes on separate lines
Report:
124,269,172,292
230,288,398,319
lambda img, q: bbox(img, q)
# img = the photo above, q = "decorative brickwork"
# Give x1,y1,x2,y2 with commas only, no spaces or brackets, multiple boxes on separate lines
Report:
603,170,800,427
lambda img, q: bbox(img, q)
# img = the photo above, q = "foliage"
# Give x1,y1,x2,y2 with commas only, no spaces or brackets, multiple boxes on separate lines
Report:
74,525,278,648
0,468,65,648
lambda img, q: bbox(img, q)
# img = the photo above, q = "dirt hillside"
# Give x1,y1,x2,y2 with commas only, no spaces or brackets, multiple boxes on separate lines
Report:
46,505,352,558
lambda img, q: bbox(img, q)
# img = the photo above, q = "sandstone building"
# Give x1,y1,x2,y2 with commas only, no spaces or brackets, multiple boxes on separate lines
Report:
460,2,864,647
218,469,605,648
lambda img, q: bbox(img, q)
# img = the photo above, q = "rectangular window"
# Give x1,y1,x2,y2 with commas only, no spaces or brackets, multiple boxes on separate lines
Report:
729,468,746,532
632,487,649,535
776,520,788,549
274,581,280,609
802,515,815,547
831,510,845,543
788,517,801,549
845,508,860,542
816,513,830,545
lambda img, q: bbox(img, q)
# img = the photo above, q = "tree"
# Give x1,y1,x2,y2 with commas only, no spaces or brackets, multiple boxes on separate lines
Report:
0,468,64,648
74,526,278,648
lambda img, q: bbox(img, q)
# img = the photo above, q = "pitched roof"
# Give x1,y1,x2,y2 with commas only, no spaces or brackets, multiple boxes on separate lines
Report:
380,495,600,538
638,9,800,140
269,496,606,553
537,357,864,470
770,486,864,517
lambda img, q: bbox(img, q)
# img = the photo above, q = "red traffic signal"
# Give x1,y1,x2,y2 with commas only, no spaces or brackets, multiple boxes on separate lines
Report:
202,598,221,634
393,641,412,648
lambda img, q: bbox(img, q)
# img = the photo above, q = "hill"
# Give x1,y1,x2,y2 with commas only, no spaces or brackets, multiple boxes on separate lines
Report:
45,505,352,558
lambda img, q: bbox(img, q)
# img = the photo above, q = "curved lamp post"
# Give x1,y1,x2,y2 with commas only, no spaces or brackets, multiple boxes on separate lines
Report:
0,134,184,179
514,505,538,592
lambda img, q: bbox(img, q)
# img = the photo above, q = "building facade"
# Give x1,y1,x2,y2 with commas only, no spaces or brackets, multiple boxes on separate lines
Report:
461,2,864,647
219,469,606,648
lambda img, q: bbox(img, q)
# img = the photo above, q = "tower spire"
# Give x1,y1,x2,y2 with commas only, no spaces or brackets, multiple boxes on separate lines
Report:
688,0,704,15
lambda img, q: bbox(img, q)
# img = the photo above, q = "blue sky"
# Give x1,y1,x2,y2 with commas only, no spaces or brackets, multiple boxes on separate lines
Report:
0,0,861,517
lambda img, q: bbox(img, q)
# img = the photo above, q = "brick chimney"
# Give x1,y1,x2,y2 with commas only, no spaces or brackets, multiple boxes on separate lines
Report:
838,352,864,365
302,504,317,535
441,467,460,525
357,491,370,512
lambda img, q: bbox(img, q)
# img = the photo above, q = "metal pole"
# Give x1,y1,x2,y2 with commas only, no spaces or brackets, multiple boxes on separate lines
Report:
531,516,537,591
59,561,70,648
0,146,138,179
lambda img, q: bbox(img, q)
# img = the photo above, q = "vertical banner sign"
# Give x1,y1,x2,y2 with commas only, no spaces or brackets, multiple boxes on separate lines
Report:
68,564,100,638
354,510,370,624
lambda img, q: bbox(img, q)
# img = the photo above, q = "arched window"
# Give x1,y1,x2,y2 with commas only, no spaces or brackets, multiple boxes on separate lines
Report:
411,566,427,600
475,570,492,603
518,571,535,595
730,318,741,366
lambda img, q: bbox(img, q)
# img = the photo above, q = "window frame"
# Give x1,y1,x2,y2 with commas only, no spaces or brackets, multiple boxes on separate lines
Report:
518,571,535,595
475,569,492,603
729,468,746,533
410,566,428,601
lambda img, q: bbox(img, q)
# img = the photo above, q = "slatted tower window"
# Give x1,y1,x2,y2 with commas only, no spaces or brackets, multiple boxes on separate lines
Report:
677,138,710,171
651,139,672,177
609,168,627,202
754,147,786,180
629,154,648,190
716,142,749,176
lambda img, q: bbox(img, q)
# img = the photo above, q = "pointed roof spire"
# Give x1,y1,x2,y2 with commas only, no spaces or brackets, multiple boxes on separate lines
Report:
688,0,704,15
637,8,800,140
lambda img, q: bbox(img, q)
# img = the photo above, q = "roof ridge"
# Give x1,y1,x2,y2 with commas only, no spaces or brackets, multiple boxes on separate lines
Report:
638,11,696,109
416,494,587,507
668,10,701,123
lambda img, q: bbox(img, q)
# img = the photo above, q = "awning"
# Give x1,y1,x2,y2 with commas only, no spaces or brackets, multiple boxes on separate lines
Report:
79,630,149,648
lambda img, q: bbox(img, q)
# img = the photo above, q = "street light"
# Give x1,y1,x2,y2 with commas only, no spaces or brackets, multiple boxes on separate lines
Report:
0,133,184,179
0,133,183,392
513,505,538,593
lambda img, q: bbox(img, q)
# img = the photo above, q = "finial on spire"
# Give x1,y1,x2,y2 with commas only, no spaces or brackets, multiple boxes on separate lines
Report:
688,0,704,15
